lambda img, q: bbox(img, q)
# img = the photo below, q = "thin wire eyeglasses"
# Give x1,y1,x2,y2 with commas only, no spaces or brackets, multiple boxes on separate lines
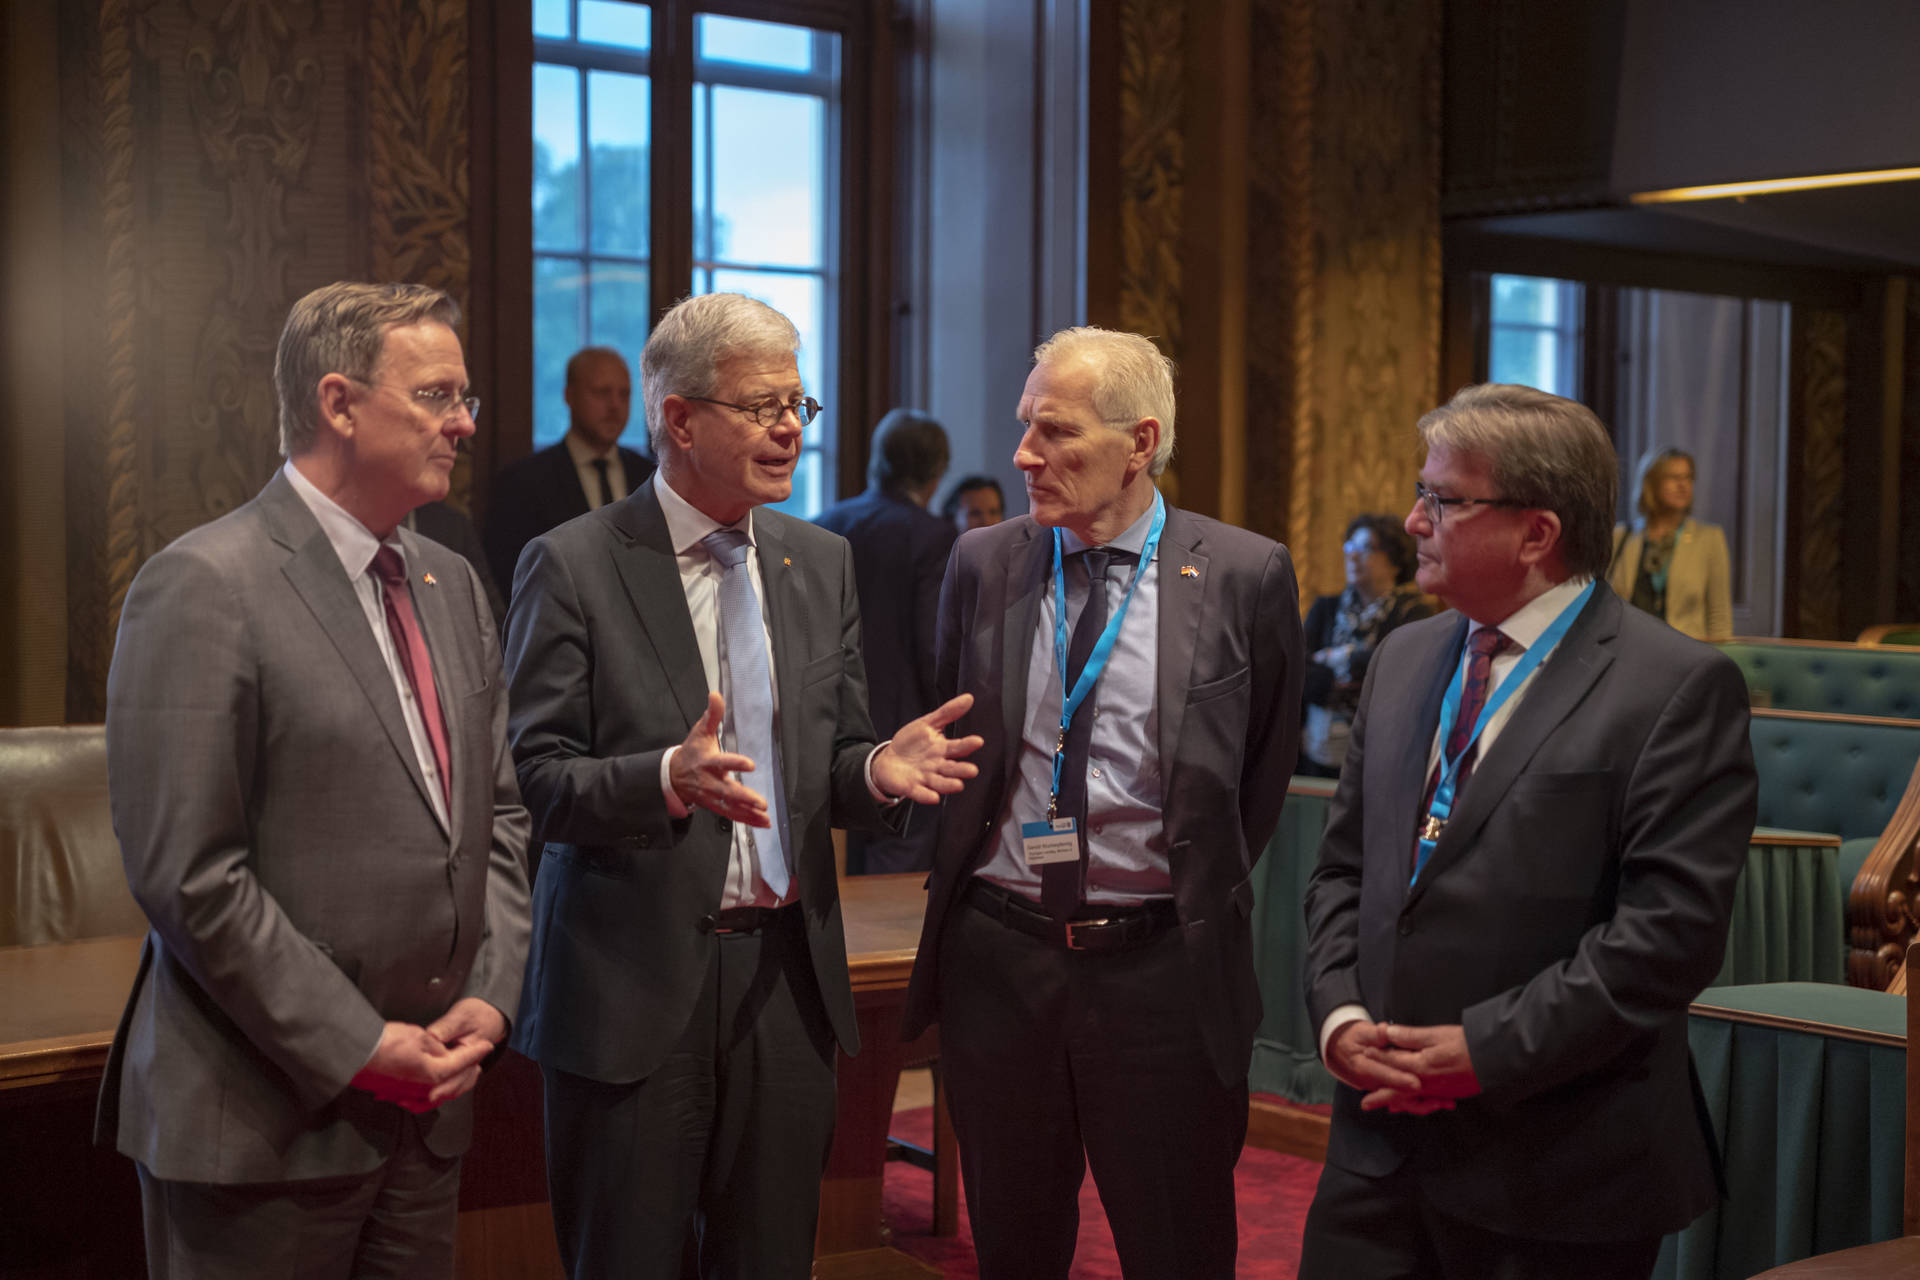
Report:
1413,481,1526,527
344,376,481,423
683,395,822,429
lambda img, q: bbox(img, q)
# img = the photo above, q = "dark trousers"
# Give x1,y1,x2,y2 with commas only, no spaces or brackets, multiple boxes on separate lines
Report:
936,895,1247,1280
136,1120,460,1280
845,817,939,874
1300,1159,1663,1280
540,908,838,1280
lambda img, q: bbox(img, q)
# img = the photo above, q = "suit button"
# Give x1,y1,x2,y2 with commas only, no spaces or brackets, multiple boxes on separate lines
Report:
637,834,652,849
448,853,461,870
713,814,730,833
1397,920,1412,937
428,976,443,988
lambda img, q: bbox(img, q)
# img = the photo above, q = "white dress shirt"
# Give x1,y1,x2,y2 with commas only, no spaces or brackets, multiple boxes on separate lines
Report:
283,461,451,833
1317,575,1593,1060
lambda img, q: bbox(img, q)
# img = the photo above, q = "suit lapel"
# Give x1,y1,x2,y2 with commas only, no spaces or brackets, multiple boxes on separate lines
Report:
542,443,593,520
1155,508,1205,805
606,483,709,730
754,514,807,780
1001,523,1051,789
399,528,463,843
263,475,441,820
1405,589,1618,905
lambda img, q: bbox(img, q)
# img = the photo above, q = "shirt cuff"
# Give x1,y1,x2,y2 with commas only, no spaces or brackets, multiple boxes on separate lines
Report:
865,741,902,805
660,745,690,819
1318,1003,1372,1062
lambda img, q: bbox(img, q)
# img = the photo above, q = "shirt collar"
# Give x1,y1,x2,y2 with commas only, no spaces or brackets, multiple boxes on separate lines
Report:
283,460,402,581
1473,575,1593,652
1056,489,1163,561
654,469,754,557
563,429,619,467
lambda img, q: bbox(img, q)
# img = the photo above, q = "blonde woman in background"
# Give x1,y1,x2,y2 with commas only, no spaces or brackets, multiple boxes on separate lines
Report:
1607,446,1732,640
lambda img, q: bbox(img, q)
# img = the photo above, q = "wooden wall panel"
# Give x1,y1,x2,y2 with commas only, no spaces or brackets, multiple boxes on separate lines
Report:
1795,309,1847,640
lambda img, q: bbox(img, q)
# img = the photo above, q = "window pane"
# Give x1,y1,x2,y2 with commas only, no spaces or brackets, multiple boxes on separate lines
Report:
587,261,651,449
533,65,582,252
1489,327,1557,394
710,269,823,397
697,14,812,71
1492,274,1561,325
579,0,649,50
533,258,585,448
767,449,823,520
708,87,824,268
588,71,650,257
533,0,570,39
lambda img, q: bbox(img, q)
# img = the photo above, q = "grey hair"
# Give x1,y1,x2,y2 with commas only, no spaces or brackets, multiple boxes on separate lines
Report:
641,293,801,454
275,281,461,456
1032,326,1177,477
1416,383,1618,579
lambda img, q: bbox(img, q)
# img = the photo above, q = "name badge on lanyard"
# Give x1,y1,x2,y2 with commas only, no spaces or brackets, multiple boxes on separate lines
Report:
1022,495,1167,870
1410,581,1594,886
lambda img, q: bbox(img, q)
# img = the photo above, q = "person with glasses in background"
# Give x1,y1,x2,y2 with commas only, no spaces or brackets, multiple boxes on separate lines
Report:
1606,446,1733,641
98,281,531,1277
1299,515,1434,779
1300,383,1755,1280
483,346,655,595
502,292,984,1278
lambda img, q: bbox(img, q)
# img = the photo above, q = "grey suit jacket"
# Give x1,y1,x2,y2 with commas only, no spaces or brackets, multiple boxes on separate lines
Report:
504,479,902,1083
1608,518,1733,641
1302,583,1756,1241
95,471,533,1184
900,506,1304,1084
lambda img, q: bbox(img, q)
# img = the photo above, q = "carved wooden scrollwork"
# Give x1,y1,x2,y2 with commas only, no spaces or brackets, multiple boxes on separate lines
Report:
1846,755,1920,989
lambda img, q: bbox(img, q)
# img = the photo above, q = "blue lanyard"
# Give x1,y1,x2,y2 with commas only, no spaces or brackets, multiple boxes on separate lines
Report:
1047,494,1166,810
1411,581,1594,885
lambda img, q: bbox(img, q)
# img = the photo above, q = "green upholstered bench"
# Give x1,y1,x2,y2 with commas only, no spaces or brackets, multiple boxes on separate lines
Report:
1721,638,1920,719
1656,981,1909,1280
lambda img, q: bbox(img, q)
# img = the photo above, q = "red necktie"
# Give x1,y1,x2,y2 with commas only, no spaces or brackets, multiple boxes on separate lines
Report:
371,547,452,812
1415,627,1510,870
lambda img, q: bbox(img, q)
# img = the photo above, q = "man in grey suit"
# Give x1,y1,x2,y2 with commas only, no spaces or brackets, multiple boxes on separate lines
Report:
1299,384,1757,1278
97,281,533,1278
504,292,981,1278
900,326,1305,1278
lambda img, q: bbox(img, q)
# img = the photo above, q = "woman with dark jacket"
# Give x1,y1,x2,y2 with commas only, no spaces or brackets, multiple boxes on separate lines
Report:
1299,515,1433,778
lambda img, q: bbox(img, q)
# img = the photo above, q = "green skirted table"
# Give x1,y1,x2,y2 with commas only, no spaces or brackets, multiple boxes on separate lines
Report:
1247,784,1849,1107
1654,984,1907,1280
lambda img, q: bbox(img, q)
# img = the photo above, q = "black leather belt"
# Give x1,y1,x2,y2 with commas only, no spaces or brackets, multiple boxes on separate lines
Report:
962,878,1177,953
699,904,797,935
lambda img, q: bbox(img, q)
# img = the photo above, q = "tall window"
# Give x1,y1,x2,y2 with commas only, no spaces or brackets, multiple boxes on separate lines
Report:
1487,273,1584,399
532,1,843,516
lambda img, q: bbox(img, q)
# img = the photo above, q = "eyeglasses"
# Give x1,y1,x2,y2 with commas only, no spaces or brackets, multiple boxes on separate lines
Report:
683,395,822,429
1413,481,1526,527
346,377,481,423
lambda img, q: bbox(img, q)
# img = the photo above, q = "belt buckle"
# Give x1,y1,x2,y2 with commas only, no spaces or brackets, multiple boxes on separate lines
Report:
1064,918,1112,950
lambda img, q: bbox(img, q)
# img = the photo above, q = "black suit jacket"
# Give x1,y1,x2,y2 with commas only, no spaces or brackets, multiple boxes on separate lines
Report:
813,487,958,735
1302,583,1757,1241
503,478,902,1083
901,507,1304,1084
483,439,653,594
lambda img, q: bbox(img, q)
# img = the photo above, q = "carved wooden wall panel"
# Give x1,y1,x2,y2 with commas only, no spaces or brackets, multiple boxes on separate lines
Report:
1796,308,1847,640
58,0,473,718
1114,0,1183,360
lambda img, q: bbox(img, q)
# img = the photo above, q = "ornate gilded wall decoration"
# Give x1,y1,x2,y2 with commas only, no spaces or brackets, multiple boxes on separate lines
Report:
1116,0,1184,358
1796,308,1846,639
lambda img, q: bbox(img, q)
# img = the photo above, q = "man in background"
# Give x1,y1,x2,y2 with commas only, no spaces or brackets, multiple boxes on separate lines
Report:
815,408,958,873
98,281,531,1277
1300,384,1756,1279
941,473,1006,533
483,345,654,591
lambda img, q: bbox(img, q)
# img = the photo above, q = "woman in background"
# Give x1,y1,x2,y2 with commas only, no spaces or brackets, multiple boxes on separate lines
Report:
1608,447,1732,641
1299,515,1432,778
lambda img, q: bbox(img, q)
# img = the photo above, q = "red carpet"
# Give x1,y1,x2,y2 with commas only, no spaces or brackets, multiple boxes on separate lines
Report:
882,1106,1322,1277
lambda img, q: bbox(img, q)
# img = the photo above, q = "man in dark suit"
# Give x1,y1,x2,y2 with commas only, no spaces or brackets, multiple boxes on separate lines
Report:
504,292,982,1279
482,345,654,591
1299,383,1758,1279
900,326,1304,1278
98,282,532,1276
814,407,958,872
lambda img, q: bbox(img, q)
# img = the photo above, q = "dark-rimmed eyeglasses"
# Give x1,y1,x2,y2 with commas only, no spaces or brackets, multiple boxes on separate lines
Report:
344,376,481,423
1413,481,1526,527
684,395,822,429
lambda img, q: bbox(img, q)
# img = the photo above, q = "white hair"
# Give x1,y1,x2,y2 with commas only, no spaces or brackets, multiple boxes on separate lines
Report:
1032,326,1177,477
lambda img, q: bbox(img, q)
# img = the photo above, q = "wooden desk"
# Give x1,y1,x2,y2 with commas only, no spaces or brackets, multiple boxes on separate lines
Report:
0,878,941,1278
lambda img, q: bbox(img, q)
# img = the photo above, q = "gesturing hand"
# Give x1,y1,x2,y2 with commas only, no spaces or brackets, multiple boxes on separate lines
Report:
669,691,773,828
349,1022,494,1113
870,693,985,804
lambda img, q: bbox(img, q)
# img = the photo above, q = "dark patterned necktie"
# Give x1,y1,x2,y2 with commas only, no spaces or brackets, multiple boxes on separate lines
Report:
590,458,614,509
1043,548,1129,922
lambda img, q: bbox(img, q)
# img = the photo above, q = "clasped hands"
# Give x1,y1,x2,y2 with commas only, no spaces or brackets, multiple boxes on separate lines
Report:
669,690,984,824
348,997,505,1114
1327,1019,1481,1116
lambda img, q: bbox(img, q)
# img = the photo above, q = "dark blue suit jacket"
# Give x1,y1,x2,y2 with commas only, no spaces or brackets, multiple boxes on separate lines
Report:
483,439,653,596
